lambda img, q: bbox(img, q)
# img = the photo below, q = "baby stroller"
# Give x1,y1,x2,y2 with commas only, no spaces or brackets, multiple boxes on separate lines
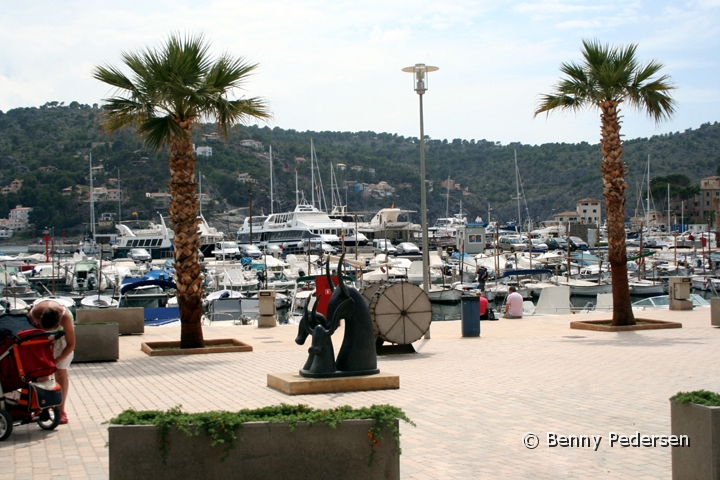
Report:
0,322,65,440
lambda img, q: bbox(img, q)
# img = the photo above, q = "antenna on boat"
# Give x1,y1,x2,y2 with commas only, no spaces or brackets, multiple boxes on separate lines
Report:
295,169,299,207
310,139,315,208
89,149,96,241
512,149,522,232
269,145,274,215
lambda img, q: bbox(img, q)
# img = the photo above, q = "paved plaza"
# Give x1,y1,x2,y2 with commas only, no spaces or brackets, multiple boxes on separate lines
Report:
1,307,718,479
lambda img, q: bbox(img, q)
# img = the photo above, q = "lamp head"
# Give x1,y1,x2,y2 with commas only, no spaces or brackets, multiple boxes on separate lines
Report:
402,63,439,95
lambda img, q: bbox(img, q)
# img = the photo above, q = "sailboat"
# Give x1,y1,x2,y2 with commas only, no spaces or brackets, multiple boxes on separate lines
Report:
82,150,101,255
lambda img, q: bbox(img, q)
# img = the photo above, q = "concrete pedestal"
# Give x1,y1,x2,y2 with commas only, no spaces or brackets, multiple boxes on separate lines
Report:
268,372,399,395
257,315,277,328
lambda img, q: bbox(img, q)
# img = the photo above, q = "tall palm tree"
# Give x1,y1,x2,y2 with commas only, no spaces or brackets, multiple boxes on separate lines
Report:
535,39,675,326
93,34,270,347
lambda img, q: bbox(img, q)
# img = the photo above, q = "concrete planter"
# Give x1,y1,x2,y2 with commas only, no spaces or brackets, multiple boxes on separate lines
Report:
76,307,144,335
109,419,399,480
671,402,720,479
140,338,252,356
73,323,119,363
570,318,682,332
711,298,720,327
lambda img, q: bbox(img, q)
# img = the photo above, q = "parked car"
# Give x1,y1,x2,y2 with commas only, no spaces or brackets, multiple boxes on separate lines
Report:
396,242,420,254
372,239,397,255
127,248,152,262
212,241,241,260
263,245,283,256
305,241,337,255
498,236,527,252
568,236,589,251
240,244,262,258
530,238,548,251
545,237,569,251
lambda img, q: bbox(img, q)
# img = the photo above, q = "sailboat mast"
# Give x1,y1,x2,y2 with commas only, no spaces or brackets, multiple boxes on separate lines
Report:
198,170,202,216
330,162,336,208
646,154,650,228
89,149,95,239
514,149,521,231
117,168,121,223
269,146,274,215
310,139,315,208
295,170,299,206
668,183,671,231
445,175,450,218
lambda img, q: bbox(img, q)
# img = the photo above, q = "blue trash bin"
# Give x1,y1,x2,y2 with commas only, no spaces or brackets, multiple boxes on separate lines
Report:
461,294,480,337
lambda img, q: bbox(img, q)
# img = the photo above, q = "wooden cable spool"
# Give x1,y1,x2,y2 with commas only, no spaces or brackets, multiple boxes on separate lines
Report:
359,283,383,306
368,282,432,345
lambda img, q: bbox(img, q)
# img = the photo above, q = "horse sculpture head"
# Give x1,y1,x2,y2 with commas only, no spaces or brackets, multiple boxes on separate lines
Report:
325,252,353,325
300,294,338,375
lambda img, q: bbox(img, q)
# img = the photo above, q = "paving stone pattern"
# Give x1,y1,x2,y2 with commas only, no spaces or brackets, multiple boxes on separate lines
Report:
2,308,718,479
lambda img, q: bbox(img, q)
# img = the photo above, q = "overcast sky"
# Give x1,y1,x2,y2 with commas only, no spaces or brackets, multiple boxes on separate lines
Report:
1,1,718,146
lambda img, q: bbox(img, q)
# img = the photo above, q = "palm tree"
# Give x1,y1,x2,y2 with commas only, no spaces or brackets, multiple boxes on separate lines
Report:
535,39,675,326
93,34,270,347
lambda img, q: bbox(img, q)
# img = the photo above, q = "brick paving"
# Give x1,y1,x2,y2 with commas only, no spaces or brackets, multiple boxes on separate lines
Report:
2,308,718,479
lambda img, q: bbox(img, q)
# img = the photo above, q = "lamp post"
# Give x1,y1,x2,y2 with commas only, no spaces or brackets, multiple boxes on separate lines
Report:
403,63,438,296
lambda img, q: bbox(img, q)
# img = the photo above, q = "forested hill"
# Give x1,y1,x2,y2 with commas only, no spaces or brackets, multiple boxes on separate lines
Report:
0,101,718,234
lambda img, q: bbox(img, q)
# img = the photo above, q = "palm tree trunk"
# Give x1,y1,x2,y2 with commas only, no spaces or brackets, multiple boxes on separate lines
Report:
169,120,205,348
599,100,635,326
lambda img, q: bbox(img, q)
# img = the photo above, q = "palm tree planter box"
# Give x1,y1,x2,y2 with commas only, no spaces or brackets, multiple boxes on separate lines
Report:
570,318,682,332
73,323,119,363
108,419,400,480
76,307,145,335
670,400,720,479
140,339,252,356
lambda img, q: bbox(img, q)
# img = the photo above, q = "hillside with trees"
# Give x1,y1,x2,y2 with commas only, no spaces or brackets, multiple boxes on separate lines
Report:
0,102,718,236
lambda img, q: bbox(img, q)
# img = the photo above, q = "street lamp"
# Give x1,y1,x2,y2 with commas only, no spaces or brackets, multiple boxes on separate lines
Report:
402,63,438,297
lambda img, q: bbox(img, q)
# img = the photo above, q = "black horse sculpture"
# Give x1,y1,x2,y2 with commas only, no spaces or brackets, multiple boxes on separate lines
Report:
294,253,379,378
325,253,379,375
298,296,338,377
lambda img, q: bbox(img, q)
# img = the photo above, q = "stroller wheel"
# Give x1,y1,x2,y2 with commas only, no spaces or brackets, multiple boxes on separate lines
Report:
0,409,12,441
38,406,61,431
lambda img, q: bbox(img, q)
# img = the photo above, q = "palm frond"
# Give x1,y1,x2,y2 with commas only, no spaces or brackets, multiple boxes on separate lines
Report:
536,38,675,122
94,32,270,149
139,117,186,150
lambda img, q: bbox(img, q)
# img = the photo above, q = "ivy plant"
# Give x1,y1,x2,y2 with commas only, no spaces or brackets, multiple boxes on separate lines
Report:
670,390,720,407
108,403,414,465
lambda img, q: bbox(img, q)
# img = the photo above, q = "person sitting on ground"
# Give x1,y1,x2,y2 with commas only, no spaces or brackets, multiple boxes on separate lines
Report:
502,286,524,319
27,300,75,425
479,293,489,320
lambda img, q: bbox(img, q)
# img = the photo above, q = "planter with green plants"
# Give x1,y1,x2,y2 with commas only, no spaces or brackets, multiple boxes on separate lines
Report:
73,322,119,363
670,390,720,479
108,404,413,480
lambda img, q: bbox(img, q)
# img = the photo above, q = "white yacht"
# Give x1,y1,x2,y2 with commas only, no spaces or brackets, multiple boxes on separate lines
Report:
328,205,369,246
113,214,174,260
236,202,351,254
357,207,420,243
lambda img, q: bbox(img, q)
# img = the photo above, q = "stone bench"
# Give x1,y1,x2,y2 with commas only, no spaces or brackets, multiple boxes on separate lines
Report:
76,307,144,335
